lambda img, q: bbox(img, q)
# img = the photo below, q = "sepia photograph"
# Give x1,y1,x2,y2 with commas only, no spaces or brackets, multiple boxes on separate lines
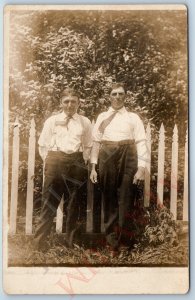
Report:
3,4,189,294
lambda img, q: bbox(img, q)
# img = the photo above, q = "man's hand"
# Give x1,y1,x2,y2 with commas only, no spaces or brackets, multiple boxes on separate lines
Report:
133,166,145,185
90,164,98,183
90,169,98,184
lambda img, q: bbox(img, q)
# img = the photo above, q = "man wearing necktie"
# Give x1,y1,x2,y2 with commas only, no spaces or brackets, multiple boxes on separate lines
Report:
34,88,92,250
90,83,147,250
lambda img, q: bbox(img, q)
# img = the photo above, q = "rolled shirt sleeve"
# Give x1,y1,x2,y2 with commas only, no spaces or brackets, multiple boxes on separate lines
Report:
90,114,105,164
38,117,53,148
82,118,93,161
91,114,105,142
133,114,147,168
38,117,54,160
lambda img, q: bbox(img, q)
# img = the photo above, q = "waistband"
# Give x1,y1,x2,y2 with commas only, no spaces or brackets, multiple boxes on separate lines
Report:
101,139,135,146
47,150,82,157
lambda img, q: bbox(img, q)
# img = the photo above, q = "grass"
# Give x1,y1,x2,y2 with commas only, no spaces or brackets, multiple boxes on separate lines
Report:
8,232,188,267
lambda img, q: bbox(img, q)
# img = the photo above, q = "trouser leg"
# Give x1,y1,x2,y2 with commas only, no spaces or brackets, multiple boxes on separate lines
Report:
117,145,137,244
64,155,88,245
34,156,64,249
34,178,64,248
99,146,118,235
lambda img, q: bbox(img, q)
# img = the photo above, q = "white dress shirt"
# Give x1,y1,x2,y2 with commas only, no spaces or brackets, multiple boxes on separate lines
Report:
91,106,147,167
38,112,92,160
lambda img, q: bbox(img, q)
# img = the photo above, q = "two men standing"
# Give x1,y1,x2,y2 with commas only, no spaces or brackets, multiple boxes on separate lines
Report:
35,84,147,251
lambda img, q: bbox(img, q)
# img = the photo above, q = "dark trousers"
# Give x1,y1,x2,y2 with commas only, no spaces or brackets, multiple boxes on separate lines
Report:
99,143,137,242
34,151,87,248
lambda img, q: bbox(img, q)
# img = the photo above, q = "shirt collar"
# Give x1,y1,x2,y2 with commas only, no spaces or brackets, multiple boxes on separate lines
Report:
61,111,78,120
108,106,127,114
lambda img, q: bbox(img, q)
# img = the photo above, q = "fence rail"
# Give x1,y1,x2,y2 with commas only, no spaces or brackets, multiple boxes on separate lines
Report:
9,118,188,235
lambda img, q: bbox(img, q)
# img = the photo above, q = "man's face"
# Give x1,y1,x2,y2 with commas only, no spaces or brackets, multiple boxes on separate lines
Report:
110,86,125,110
61,95,80,116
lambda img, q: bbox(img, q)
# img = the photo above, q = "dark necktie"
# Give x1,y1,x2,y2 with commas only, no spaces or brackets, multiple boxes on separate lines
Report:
64,116,72,129
55,116,72,129
98,110,118,134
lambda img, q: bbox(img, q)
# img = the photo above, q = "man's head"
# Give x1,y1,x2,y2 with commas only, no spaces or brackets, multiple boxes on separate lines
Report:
109,83,126,110
60,88,80,116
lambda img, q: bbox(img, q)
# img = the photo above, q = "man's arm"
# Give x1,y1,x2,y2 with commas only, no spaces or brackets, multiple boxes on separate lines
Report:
133,115,148,184
39,146,48,161
89,113,104,183
38,117,53,161
90,141,101,183
81,118,93,164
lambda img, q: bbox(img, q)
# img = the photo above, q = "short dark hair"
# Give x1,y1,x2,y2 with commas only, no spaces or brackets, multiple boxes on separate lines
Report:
60,88,80,100
109,82,126,94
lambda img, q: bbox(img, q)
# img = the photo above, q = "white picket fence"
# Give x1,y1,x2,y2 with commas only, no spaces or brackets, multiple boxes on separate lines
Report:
9,118,188,235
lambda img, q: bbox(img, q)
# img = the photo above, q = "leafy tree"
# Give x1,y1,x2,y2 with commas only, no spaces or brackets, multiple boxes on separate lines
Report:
8,10,188,213
9,10,187,137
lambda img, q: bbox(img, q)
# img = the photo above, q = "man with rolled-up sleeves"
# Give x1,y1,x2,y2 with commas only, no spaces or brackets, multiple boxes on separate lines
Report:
34,88,92,251
90,83,147,250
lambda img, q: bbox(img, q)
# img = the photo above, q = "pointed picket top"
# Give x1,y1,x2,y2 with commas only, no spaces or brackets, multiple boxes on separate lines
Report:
14,117,19,126
13,117,20,135
172,124,178,143
30,118,36,128
159,123,165,141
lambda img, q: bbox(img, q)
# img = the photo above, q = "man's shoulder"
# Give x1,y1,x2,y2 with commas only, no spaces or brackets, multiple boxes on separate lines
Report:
44,112,62,123
77,114,91,125
96,110,109,119
126,110,142,120
78,114,90,122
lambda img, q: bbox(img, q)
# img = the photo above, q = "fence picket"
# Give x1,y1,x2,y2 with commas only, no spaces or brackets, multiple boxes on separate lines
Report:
157,123,165,206
170,125,178,220
9,120,188,235
56,197,64,233
25,119,36,234
144,123,151,207
86,119,95,232
10,118,20,234
183,129,188,221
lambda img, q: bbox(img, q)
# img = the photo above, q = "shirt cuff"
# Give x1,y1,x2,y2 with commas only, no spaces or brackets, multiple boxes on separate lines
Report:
90,158,98,164
90,141,100,164
136,140,147,168
138,159,146,168
83,147,91,161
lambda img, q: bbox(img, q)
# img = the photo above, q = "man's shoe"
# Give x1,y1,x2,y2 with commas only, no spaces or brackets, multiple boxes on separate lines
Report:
66,228,78,248
106,233,119,250
32,241,50,253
